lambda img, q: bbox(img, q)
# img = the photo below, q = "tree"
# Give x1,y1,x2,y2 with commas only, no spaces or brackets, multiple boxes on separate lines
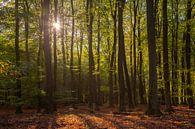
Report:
96,1,101,105
118,0,126,112
60,0,66,89
23,0,30,75
186,0,193,109
171,0,179,105
133,0,138,105
77,28,83,101
145,0,161,116
36,0,43,113
162,0,173,112
86,0,97,110
70,0,75,106
181,33,186,104
137,3,146,104
15,0,22,114
53,0,58,111
43,0,54,113
109,0,117,107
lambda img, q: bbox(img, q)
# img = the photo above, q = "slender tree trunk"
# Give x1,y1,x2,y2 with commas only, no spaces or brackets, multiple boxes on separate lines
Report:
60,0,66,89
181,33,186,104
53,0,58,111
186,0,193,109
137,10,146,104
162,0,173,112
129,1,135,107
174,0,179,104
118,0,129,112
133,0,138,105
124,56,134,109
155,0,163,104
97,6,101,105
43,0,54,113
171,0,176,105
15,0,22,114
109,0,117,107
70,0,76,107
86,0,97,110
171,0,179,105
145,0,161,116
36,5,43,112
24,0,30,75
78,29,83,101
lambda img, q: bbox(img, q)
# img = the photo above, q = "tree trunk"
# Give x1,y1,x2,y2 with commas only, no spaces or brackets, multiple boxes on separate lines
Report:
118,0,127,112
97,6,101,105
186,0,193,109
24,0,30,75
53,0,58,111
70,0,76,108
129,1,135,107
133,0,137,105
86,0,97,110
43,0,54,113
60,0,66,89
171,0,179,105
36,4,43,112
162,0,173,112
137,9,146,104
109,0,117,107
174,0,179,105
155,0,163,105
145,0,161,116
78,28,83,102
15,0,22,114
181,33,186,104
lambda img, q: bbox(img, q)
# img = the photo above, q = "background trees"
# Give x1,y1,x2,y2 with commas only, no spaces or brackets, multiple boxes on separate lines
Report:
0,0,194,115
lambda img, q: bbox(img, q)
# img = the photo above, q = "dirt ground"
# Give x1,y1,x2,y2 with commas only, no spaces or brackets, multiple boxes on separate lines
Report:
0,105,195,129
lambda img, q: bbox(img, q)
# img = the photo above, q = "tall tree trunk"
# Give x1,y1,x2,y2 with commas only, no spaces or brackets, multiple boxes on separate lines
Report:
118,0,133,111
43,0,54,113
70,0,76,107
133,0,138,105
15,0,22,114
174,0,179,104
162,0,173,112
37,3,43,112
129,1,135,107
137,9,146,104
155,0,163,105
86,0,97,110
109,0,117,107
186,0,193,109
78,28,83,102
171,0,179,105
24,0,30,75
145,0,161,116
53,0,58,111
97,6,101,105
181,33,186,104
60,0,66,89
124,56,134,109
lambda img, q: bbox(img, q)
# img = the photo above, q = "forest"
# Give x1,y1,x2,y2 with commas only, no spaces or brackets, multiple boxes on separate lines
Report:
0,0,195,128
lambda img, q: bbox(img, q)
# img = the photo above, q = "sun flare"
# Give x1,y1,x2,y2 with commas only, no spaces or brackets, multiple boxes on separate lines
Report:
53,22,60,30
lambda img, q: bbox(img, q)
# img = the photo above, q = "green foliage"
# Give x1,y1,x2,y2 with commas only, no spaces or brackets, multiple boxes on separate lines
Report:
0,0,194,108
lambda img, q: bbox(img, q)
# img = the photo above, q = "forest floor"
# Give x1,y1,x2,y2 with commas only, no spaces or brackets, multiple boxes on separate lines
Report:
0,104,195,129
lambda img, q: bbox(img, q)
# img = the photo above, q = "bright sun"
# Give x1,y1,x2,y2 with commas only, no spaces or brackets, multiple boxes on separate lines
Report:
53,22,60,30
